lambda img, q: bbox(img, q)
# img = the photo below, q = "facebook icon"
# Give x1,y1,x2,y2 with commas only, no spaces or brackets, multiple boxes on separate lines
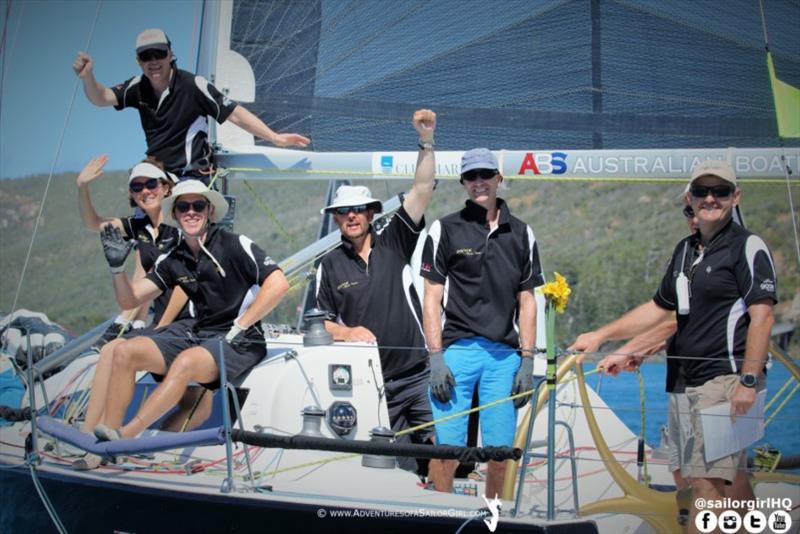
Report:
695,510,717,533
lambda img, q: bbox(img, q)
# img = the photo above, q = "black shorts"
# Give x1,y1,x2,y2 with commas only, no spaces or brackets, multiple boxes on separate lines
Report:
138,319,266,390
383,362,435,443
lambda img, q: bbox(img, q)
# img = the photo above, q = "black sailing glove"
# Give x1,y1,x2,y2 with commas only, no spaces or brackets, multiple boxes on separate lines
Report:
429,350,456,403
512,357,535,408
100,225,134,273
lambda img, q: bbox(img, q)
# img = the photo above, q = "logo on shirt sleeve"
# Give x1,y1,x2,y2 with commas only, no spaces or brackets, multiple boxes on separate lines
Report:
263,257,276,267
760,278,775,292
421,262,433,273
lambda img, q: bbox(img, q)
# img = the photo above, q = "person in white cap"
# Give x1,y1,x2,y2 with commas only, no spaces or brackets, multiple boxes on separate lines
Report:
72,28,310,181
420,147,545,498
315,109,443,481
90,180,289,442
571,160,777,528
72,157,214,469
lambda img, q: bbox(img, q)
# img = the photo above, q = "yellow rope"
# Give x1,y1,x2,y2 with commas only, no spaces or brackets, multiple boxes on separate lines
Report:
764,375,795,412
765,382,800,427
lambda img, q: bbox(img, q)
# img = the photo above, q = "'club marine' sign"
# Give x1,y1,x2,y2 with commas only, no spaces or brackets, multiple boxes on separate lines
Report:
372,148,800,180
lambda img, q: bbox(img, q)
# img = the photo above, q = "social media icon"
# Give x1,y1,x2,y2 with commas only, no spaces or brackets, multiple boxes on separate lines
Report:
768,510,792,534
742,510,766,534
695,510,718,533
719,510,741,533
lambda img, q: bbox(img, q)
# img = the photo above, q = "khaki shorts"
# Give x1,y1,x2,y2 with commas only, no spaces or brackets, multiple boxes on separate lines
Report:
666,392,691,474
684,374,764,482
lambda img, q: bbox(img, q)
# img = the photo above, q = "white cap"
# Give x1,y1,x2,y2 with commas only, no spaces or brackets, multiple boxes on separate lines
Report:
135,29,170,54
129,162,177,184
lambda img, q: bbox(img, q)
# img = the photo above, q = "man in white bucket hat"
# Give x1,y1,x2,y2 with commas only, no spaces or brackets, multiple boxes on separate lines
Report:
315,109,443,482
91,179,289,441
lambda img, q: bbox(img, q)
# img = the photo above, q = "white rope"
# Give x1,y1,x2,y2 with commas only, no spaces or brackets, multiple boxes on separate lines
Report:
10,0,103,315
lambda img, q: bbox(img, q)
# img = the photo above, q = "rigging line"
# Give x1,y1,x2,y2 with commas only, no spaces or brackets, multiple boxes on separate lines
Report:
0,0,11,146
241,178,298,248
9,0,103,316
779,140,800,270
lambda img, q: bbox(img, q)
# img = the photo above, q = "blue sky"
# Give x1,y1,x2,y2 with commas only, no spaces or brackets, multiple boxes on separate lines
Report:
0,0,200,179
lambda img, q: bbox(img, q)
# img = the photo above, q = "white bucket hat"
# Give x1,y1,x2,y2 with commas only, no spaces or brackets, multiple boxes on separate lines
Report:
321,185,382,214
129,162,178,184
162,180,228,224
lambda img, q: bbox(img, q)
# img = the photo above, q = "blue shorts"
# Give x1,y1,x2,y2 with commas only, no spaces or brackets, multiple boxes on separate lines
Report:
429,337,520,447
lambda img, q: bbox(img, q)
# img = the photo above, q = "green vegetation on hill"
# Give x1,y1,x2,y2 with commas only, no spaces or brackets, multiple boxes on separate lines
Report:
1,171,797,346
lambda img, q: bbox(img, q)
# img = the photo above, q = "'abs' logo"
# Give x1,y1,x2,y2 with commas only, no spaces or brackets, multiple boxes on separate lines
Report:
518,152,568,175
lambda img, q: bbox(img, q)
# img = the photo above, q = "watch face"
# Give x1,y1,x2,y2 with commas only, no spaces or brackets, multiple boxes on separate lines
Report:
740,374,757,387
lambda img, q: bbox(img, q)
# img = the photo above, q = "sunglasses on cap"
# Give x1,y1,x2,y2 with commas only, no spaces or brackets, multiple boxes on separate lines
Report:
331,205,369,215
690,185,733,199
174,200,209,214
138,48,169,62
129,178,161,193
460,169,498,182
682,205,694,219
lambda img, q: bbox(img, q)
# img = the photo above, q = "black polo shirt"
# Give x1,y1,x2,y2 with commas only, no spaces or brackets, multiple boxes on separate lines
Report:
420,199,544,349
654,220,778,388
112,67,237,175
120,215,189,323
316,206,427,380
147,224,280,332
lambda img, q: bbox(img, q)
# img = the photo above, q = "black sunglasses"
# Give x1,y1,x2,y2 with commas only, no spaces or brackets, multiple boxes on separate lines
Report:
682,205,694,219
138,48,169,62
461,169,498,182
174,200,209,214
129,178,161,193
690,185,733,199
332,205,369,215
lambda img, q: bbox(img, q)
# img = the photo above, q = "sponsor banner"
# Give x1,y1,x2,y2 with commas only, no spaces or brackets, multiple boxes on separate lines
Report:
370,148,800,180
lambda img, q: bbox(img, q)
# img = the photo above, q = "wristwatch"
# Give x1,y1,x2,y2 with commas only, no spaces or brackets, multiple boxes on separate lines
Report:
739,373,758,388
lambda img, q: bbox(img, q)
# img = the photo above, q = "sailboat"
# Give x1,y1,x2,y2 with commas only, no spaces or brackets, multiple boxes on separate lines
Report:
2,1,799,532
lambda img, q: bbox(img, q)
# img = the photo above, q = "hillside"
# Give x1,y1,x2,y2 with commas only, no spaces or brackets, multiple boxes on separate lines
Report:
1,171,797,346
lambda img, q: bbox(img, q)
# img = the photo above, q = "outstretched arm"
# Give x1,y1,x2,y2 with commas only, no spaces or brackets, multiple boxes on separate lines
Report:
570,299,672,362
403,109,436,225
73,52,118,107
77,156,123,232
227,106,310,148
597,318,677,376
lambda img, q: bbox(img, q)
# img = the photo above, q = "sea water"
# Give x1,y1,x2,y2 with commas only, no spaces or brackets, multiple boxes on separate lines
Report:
588,360,800,462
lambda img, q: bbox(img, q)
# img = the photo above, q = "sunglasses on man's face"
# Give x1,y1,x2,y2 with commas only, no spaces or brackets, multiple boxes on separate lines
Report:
682,205,694,219
138,48,169,62
690,185,734,199
174,200,209,214
129,178,161,193
332,205,369,216
460,169,498,182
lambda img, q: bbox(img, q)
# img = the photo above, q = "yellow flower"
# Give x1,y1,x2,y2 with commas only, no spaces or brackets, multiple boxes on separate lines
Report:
541,272,571,313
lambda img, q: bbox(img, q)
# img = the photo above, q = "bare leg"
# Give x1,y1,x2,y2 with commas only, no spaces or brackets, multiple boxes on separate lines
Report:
119,347,218,438
101,337,167,430
689,476,726,534
81,338,124,433
485,460,507,500
159,387,213,432
725,467,754,518
433,459,459,492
